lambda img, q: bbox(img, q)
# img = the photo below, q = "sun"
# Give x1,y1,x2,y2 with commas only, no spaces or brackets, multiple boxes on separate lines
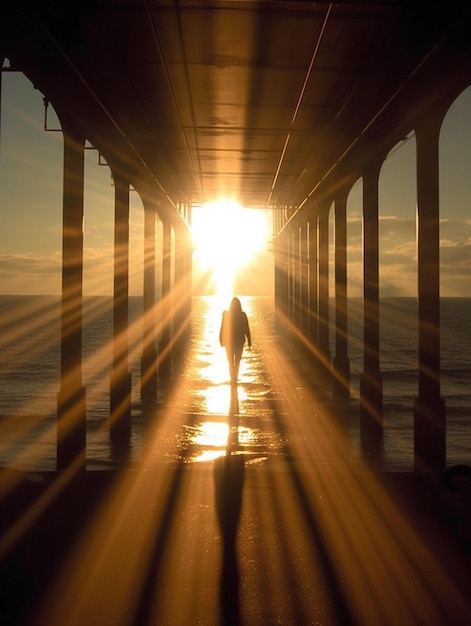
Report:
191,199,271,297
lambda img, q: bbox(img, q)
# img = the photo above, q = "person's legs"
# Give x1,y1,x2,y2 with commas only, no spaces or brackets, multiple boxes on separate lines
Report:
233,345,243,382
225,346,235,381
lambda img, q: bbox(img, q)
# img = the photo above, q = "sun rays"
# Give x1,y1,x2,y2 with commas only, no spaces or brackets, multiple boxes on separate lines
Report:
1,295,471,623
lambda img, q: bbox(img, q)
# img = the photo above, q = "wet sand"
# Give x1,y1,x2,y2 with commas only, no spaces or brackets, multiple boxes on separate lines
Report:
1,463,471,625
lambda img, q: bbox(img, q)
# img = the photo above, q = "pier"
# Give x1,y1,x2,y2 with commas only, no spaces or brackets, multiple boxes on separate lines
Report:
2,2,471,624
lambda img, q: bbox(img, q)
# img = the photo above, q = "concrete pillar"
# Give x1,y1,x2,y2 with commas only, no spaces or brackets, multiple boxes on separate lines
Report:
360,160,383,460
414,114,446,472
318,206,331,380
332,188,350,403
287,228,295,323
274,233,289,331
159,219,172,378
186,199,190,222
110,170,132,441
180,226,193,349
281,231,290,321
274,242,282,317
141,200,158,408
173,226,192,358
300,221,309,336
296,225,304,329
57,124,86,471
283,226,293,321
308,217,318,345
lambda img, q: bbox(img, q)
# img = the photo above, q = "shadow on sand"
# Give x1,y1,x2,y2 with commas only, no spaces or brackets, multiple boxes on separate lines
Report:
213,383,245,625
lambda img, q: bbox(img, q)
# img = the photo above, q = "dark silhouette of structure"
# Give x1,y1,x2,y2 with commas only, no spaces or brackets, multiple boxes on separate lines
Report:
1,2,471,470
4,6,471,624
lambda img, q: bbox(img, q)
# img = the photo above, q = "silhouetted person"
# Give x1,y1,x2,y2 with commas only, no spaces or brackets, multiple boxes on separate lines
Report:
219,297,251,384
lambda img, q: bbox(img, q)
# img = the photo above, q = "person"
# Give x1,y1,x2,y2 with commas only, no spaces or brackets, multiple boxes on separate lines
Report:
219,297,252,384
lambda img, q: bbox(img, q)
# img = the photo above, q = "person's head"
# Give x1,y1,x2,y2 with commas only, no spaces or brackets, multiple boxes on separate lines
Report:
230,297,242,312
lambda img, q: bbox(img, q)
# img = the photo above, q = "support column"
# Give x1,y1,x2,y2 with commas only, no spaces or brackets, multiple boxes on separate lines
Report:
287,228,295,323
181,226,193,347
110,170,132,441
186,200,190,222
300,221,309,336
173,226,191,359
318,206,331,382
308,217,318,345
141,200,158,408
285,230,291,325
293,226,301,328
274,242,282,317
360,160,383,460
414,115,446,472
57,124,86,471
332,188,350,403
159,219,172,378
274,232,289,331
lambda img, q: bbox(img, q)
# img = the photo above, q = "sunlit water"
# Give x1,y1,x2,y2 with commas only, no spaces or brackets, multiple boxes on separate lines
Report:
145,296,285,466
0,296,470,471
0,296,284,470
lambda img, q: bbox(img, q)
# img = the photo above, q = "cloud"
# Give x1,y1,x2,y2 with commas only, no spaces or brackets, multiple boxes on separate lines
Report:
0,245,143,296
380,216,416,243
381,240,417,264
0,252,61,294
82,245,143,296
440,241,471,272
440,219,471,245
0,252,61,276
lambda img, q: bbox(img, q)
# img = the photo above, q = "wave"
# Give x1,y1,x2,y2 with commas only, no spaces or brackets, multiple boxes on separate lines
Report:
383,402,414,414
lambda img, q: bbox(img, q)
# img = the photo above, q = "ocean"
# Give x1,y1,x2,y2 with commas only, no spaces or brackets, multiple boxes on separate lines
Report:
0,295,470,471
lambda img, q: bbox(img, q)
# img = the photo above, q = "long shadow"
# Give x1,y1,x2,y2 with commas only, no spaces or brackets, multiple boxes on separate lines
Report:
214,454,245,625
213,383,245,625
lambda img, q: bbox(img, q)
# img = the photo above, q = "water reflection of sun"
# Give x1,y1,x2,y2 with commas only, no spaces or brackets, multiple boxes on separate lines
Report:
188,420,258,463
185,295,255,462
193,420,229,448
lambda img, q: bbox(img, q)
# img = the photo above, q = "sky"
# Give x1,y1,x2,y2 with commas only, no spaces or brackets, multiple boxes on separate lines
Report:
1,70,471,297
343,88,471,298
